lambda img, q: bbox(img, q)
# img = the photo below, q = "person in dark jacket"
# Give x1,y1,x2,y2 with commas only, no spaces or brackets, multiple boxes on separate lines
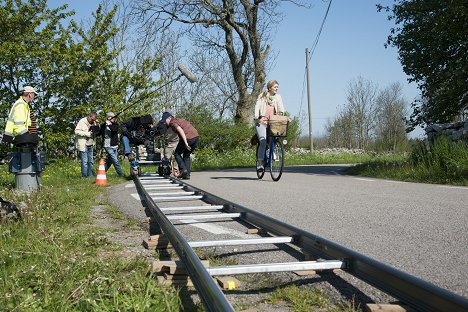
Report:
120,115,154,161
100,112,124,177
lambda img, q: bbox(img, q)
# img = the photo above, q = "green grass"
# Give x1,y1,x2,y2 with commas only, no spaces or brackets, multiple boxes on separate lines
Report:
347,138,468,185
192,140,467,186
192,146,377,171
2,140,464,310
0,159,181,311
267,284,360,312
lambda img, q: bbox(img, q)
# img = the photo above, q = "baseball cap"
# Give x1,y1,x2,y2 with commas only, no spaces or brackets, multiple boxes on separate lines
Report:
161,111,173,122
23,86,38,95
106,112,116,118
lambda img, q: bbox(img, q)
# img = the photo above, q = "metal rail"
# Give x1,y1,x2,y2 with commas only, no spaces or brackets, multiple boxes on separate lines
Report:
135,175,468,312
133,176,235,312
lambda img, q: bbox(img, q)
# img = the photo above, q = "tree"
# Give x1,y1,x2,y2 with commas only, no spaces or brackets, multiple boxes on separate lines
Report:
326,107,354,149
0,0,75,154
326,78,407,151
1,1,163,155
346,77,379,149
375,82,408,151
378,1,468,130
131,0,309,124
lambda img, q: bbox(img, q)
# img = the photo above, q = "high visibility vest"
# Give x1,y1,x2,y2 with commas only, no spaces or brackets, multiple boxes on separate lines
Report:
4,97,31,137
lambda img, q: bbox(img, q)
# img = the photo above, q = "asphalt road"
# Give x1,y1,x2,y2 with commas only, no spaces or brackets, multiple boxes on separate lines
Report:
178,165,468,299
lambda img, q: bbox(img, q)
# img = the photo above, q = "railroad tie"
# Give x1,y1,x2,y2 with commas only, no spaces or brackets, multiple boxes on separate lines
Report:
142,234,172,250
365,303,416,312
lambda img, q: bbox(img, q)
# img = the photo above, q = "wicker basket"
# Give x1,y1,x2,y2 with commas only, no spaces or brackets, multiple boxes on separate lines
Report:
268,116,289,137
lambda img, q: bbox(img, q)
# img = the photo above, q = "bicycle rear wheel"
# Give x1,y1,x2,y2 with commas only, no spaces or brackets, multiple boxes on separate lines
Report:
256,143,265,179
269,138,284,181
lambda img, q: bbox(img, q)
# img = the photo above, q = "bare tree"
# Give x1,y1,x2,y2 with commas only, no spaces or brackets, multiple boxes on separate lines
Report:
346,77,379,149
326,106,354,148
130,0,309,124
376,82,407,151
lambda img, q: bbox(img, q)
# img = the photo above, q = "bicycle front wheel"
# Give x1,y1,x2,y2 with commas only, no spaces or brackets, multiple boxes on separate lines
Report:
269,138,284,181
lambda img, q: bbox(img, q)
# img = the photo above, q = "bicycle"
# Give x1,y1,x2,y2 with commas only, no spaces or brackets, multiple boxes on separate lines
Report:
255,116,288,181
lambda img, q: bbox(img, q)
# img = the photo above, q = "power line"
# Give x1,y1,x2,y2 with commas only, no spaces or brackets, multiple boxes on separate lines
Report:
308,0,333,61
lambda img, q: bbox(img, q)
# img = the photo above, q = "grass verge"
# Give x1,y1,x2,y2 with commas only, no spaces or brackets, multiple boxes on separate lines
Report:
0,158,182,311
347,138,468,185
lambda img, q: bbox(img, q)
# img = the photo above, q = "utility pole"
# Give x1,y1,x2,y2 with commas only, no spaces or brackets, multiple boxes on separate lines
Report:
306,48,313,152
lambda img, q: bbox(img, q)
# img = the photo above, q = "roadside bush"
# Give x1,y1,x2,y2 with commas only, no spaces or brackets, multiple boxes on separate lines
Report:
410,136,468,178
177,105,300,152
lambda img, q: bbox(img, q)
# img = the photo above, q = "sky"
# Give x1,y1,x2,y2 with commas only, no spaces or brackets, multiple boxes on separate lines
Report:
48,0,423,138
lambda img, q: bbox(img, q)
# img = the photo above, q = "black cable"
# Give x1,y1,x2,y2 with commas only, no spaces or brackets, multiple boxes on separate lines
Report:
308,0,333,62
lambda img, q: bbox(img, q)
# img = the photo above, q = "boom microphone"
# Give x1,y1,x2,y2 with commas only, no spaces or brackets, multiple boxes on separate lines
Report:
178,64,197,83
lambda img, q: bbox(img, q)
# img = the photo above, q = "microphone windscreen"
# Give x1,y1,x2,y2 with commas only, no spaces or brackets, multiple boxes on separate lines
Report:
178,64,197,83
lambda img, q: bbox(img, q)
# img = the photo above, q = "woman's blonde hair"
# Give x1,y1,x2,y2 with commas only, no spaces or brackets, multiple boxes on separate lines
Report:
260,80,279,99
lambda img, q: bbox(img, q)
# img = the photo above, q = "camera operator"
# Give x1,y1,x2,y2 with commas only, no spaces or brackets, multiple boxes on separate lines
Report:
74,111,99,177
99,112,124,177
120,114,155,161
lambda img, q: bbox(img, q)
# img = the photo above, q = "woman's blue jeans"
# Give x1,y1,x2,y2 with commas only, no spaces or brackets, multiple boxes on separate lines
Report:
80,145,95,177
255,123,267,161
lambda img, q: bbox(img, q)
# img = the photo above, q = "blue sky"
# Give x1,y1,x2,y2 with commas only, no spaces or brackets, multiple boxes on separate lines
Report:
269,0,421,137
48,0,423,138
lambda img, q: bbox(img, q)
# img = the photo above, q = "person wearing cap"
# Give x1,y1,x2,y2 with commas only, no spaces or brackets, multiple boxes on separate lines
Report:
75,111,99,177
99,112,124,177
161,112,199,180
2,86,40,145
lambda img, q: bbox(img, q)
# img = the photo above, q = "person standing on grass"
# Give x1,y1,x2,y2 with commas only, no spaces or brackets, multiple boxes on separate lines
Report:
75,111,99,177
254,80,285,172
161,112,199,180
100,112,124,177
2,86,40,146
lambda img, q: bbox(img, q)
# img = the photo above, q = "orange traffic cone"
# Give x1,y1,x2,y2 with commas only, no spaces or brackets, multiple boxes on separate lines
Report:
95,159,108,185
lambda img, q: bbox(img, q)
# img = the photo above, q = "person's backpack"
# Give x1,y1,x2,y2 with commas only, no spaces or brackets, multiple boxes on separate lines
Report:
0,197,21,221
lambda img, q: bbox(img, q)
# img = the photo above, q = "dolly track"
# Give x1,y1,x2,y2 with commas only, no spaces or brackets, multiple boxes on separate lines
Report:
134,174,468,312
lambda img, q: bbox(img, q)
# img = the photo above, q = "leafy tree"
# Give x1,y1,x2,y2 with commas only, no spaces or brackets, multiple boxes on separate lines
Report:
0,0,74,155
378,0,468,130
1,1,163,155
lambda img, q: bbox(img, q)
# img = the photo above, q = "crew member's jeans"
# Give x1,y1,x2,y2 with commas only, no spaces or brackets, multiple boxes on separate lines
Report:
104,146,124,176
121,135,131,156
174,137,199,176
80,145,95,177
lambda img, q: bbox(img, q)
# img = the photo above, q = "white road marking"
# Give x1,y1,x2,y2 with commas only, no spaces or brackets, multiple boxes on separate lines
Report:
437,185,468,190
384,180,407,184
355,178,375,182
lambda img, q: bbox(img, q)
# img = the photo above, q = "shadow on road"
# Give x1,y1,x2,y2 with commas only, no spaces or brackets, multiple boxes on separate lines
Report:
208,164,354,180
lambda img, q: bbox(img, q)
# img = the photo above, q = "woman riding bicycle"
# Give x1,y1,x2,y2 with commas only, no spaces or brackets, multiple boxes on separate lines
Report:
254,80,285,172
